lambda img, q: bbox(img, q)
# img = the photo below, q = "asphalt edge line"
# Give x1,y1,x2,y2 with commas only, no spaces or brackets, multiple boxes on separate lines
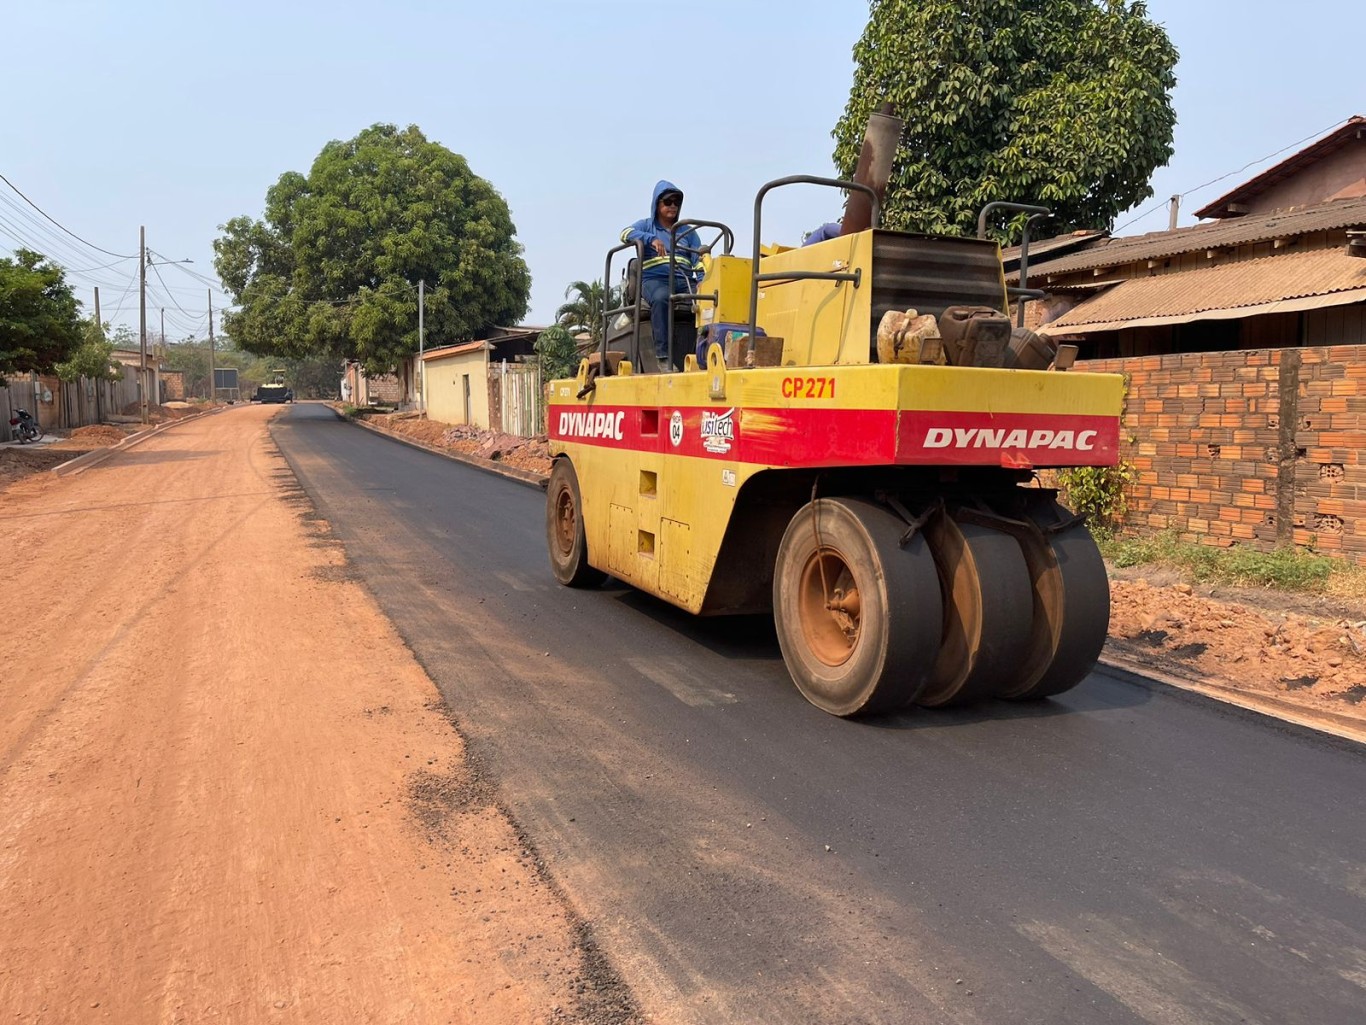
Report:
50,406,227,478
1098,654,1366,746
335,411,549,491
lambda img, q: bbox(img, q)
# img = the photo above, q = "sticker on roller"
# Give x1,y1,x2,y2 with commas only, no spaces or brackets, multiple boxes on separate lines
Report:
700,408,735,455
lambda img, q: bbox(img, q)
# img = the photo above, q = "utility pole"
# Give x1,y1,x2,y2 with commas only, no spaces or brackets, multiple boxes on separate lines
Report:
418,278,425,415
93,286,104,421
139,226,148,424
160,308,165,360
1168,194,1181,232
207,289,215,403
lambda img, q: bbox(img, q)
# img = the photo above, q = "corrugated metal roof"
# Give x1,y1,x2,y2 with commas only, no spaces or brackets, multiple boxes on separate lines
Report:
1028,196,1366,277
1194,116,1365,219
1001,229,1107,272
1042,247,1366,331
421,326,547,361
421,339,487,360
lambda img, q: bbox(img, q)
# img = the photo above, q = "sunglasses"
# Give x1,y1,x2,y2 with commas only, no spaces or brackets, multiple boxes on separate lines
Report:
659,196,682,207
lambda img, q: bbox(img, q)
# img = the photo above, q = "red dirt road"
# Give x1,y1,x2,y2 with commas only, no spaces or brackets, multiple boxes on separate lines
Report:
0,406,629,1024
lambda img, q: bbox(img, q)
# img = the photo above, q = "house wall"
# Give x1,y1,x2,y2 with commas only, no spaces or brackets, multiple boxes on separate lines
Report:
367,371,407,405
1081,341,1366,565
423,350,488,427
1240,140,1366,215
3,372,142,440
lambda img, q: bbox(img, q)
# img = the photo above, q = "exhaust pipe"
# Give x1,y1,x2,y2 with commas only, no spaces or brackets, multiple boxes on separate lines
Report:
841,103,904,235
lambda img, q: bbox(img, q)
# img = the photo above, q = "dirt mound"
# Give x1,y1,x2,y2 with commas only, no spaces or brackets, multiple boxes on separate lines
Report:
0,448,77,489
67,425,128,446
382,416,455,447
117,402,192,421
1107,578,1366,712
438,426,552,473
357,415,557,471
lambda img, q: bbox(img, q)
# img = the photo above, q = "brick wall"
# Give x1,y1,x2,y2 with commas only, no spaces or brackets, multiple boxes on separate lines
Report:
1081,344,1366,565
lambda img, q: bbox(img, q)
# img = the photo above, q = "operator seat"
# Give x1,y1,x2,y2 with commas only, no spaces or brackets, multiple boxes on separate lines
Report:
615,256,696,373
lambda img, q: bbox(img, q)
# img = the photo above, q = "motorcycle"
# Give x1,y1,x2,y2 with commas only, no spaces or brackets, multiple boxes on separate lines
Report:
7,409,43,444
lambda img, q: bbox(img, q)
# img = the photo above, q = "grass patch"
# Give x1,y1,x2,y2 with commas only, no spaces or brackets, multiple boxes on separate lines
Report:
1098,530,1341,592
341,404,393,418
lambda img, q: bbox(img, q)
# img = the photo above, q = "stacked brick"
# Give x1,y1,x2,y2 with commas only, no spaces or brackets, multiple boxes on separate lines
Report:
1080,344,1366,566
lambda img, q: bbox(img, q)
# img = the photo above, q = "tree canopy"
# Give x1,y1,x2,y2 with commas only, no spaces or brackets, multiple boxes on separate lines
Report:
0,249,83,375
54,318,122,382
555,280,621,347
833,0,1178,240
534,324,581,383
214,123,531,374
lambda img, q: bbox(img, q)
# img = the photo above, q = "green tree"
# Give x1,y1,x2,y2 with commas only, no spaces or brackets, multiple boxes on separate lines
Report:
555,280,620,346
833,0,1178,239
0,249,83,375
162,337,212,396
214,123,531,375
278,354,342,399
534,325,581,383
54,318,122,382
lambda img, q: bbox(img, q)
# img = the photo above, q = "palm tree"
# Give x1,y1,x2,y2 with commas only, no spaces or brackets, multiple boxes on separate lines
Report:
555,280,621,347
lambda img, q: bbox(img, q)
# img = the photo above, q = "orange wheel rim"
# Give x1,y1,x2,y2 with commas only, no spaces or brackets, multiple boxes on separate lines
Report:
554,488,576,555
797,547,860,667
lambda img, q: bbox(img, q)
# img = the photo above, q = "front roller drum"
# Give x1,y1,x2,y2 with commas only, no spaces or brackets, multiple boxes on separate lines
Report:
773,498,943,717
546,458,607,588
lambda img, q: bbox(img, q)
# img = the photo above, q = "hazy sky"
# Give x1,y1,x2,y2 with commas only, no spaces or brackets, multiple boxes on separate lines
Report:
2,1,1359,343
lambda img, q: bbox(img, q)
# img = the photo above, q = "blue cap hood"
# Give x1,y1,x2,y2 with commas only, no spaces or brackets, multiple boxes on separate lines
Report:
651,179,683,220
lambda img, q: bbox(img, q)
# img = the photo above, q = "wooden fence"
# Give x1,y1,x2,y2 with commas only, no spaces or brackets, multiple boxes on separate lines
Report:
489,360,544,437
2,372,143,442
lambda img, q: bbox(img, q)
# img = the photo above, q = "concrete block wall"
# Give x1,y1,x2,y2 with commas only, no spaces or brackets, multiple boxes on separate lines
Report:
1080,344,1366,565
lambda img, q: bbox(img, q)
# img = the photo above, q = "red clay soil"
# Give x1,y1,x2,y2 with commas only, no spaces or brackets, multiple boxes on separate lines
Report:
63,424,130,446
0,406,637,1025
1106,577,1366,716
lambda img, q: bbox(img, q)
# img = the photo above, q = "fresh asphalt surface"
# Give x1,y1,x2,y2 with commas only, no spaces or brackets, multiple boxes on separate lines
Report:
273,404,1366,1025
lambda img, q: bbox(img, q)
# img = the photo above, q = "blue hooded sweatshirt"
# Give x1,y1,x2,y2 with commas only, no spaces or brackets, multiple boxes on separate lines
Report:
620,180,704,285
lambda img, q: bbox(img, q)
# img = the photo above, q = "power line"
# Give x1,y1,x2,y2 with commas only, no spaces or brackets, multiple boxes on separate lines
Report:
1114,115,1350,234
149,251,229,290
65,256,138,274
0,197,123,272
105,269,141,326
1176,116,1348,205
0,216,141,292
0,171,137,259
148,259,199,319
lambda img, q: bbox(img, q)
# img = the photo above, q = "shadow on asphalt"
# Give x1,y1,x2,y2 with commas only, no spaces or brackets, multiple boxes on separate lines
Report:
608,586,783,660
606,580,1154,728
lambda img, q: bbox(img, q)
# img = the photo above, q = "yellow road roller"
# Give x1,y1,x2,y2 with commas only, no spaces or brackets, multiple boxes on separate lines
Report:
545,174,1123,717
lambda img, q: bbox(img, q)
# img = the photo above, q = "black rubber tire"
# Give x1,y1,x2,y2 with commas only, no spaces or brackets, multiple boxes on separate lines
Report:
1001,499,1110,700
546,458,606,588
773,498,943,717
918,512,1034,708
